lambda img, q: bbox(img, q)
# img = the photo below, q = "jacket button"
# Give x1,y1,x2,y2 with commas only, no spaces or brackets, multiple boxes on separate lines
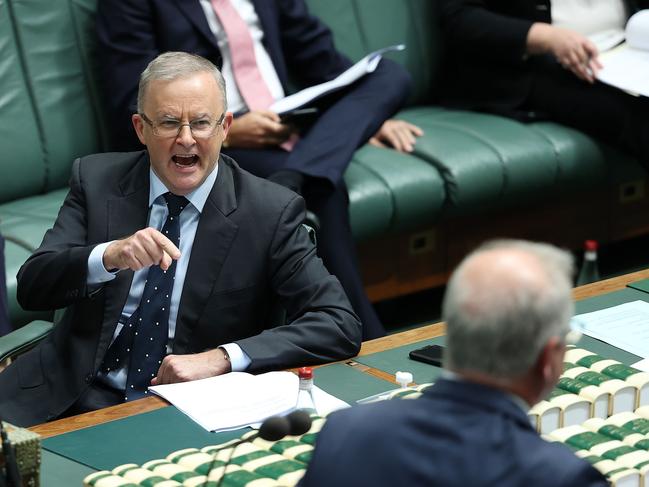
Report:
85,373,93,384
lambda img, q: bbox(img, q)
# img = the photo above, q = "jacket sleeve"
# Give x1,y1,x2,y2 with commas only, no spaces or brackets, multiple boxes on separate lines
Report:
17,159,96,311
439,0,535,66
235,194,362,370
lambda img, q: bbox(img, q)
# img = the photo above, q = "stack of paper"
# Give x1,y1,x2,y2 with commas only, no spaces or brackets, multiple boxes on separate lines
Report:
149,371,299,432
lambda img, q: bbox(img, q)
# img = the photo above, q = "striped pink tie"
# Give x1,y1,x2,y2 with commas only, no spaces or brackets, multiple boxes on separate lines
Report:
210,0,274,110
210,0,297,150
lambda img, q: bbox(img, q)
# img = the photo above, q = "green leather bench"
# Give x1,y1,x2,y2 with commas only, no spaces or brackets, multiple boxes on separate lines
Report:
1,0,647,331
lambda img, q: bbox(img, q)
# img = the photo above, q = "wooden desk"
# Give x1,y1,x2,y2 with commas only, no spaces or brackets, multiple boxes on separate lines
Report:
30,268,649,440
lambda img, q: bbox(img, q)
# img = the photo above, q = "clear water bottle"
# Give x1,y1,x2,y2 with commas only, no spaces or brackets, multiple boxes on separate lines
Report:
296,367,317,414
576,240,601,286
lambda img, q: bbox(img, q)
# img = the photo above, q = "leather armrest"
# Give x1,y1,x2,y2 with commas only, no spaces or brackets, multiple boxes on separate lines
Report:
0,320,53,363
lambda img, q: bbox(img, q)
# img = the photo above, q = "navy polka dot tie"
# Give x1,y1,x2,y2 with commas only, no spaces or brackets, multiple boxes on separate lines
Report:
101,192,188,401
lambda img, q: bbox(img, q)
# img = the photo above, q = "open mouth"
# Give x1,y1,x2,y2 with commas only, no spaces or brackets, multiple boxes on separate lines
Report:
172,154,199,167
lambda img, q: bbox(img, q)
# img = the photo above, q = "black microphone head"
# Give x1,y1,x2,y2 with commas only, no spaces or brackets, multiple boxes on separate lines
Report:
287,410,312,436
258,415,290,441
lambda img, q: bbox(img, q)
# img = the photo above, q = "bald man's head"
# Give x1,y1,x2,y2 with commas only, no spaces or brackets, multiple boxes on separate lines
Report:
443,240,574,379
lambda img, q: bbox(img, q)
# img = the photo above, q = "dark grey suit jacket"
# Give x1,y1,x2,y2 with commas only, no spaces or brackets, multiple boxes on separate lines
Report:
0,151,361,426
300,379,608,487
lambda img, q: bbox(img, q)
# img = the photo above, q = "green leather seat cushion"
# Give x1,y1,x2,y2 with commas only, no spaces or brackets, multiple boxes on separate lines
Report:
399,107,613,216
346,145,446,241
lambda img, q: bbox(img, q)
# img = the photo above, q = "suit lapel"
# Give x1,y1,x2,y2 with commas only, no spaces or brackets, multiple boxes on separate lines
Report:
174,0,221,52
173,157,239,352
96,156,151,364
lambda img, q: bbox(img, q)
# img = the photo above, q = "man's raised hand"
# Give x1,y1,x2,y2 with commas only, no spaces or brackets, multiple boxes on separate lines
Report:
103,227,181,272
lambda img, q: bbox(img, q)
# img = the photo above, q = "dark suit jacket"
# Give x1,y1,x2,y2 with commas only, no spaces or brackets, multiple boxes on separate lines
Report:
96,0,352,150
299,379,608,487
0,152,361,427
439,0,649,116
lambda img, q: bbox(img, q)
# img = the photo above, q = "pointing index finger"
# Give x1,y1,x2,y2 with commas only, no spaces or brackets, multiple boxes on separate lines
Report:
151,230,181,260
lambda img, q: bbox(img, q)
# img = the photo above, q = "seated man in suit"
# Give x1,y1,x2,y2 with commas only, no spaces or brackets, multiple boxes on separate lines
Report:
96,0,423,340
0,52,361,427
439,0,649,166
299,240,608,487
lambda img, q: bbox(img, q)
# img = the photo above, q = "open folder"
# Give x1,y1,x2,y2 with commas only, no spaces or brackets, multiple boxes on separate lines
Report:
597,10,649,97
270,44,405,114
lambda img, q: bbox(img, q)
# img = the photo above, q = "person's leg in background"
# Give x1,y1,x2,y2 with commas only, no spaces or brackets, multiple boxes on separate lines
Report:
525,68,649,166
226,60,412,339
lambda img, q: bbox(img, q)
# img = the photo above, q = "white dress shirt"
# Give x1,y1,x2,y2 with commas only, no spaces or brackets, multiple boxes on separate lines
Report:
199,0,285,113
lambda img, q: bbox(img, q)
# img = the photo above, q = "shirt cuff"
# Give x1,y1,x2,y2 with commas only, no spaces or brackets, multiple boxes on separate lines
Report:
87,241,118,285
221,343,251,372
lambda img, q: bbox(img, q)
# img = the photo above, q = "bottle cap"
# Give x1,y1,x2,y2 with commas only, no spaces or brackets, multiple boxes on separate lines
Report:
584,240,598,251
395,371,413,388
298,367,313,380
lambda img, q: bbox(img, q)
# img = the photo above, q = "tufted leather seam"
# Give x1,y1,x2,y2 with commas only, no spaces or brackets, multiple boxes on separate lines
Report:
67,0,109,154
406,0,435,101
527,124,564,185
429,119,509,197
5,0,49,194
351,0,369,55
350,159,398,233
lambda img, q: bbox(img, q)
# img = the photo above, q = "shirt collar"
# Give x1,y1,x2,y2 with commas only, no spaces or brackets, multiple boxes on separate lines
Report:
149,163,219,213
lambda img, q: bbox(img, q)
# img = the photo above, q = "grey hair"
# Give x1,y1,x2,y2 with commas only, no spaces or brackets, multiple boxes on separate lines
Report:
443,239,575,379
137,51,227,113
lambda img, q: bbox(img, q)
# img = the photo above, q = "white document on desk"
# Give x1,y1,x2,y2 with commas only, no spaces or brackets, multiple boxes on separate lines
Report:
597,10,649,97
270,44,405,114
149,371,298,432
572,300,649,358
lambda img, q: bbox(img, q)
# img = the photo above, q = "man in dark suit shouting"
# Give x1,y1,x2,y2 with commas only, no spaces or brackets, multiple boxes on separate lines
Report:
300,240,607,487
0,52,361,427
97,0,423,340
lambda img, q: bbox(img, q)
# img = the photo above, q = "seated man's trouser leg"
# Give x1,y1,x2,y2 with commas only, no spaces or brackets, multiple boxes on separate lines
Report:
525,67,649,165
225,59,411,339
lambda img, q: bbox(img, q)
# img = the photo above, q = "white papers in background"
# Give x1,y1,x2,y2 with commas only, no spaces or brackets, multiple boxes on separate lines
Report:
597,10,649,96
269,44,405,114
571,300,649,358
632,357,649,372
149,371,299,432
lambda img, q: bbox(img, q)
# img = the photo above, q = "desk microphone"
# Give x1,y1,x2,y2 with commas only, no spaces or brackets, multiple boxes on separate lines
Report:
206,410,312,487
0,421,21,487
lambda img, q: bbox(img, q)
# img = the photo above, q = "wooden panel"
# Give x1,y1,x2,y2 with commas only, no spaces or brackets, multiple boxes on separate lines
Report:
361,184,649,303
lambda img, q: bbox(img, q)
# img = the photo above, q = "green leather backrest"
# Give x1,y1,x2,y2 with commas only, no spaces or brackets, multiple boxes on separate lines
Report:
0,0,45,203
1,0,437,203
305,0,441,104
1,0,106,202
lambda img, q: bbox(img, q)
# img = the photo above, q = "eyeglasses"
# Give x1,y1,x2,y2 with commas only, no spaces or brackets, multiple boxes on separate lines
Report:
139,112,225,139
